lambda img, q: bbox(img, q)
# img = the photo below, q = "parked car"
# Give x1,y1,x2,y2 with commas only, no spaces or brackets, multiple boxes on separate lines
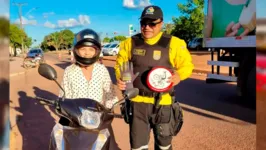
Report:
102,43,120,56
102,43,110,47
27,48,44,58
188,38,203,50
102,43,111,51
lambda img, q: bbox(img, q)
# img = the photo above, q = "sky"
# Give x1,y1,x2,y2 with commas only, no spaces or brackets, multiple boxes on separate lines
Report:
257,0,266,18
5,0,185,47
2,0,265,47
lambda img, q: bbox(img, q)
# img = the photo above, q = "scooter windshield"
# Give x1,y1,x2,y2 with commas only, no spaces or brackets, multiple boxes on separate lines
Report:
50,123,111,150
59,98,107,129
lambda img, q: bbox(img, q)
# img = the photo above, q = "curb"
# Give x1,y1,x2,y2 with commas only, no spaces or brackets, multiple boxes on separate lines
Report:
193,69,229,76
192,71,207,76
103,58,116,61
9,60,57,78
10,71,26,77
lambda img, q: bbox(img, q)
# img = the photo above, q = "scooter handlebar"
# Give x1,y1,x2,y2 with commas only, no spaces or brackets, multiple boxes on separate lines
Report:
107,112,124,118
35,96,55,105
35,97,125,119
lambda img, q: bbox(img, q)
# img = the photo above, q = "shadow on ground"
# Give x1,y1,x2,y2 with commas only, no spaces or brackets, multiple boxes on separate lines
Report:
0,79,9,148
174,78,256,124
12,86,58,150
54,61,72,70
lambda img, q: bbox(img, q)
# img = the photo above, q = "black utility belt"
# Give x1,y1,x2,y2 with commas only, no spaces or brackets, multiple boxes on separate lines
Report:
138,90,174,97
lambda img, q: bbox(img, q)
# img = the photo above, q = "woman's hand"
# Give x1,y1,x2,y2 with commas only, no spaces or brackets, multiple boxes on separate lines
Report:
225,21,249,37
117,78,126,91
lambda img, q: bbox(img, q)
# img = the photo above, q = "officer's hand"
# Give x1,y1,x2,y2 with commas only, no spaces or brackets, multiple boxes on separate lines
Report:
119,61,139,90
168,71,180,86
117,78,126,91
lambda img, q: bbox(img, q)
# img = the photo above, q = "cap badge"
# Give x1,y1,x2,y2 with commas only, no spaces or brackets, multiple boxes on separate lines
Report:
145,7,154,14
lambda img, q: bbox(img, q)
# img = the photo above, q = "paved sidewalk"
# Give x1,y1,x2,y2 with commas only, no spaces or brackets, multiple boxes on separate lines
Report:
10,57,27,76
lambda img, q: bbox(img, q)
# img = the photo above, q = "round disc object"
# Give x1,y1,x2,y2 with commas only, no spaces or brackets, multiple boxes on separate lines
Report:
146,67,173,92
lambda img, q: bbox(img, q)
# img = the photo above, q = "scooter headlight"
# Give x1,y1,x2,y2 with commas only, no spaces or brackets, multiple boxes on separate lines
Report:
79,107,103,129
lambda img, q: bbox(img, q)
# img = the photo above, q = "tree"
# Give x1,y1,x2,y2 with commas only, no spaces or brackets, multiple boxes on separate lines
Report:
109,38,114,43
9,24,25,50
113,35,126,42
41,29,74,51
40,35,49,50
171,0,204,42
9,23,33,52
109,35,126,42
24,36,32,48
0,17,9,38
9,24,25,56
103,37,111,43
46,32,64,51
61,29,74,49
162,23,175,34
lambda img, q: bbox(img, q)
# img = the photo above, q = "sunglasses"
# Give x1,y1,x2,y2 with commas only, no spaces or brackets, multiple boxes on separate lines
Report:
140,20,162,27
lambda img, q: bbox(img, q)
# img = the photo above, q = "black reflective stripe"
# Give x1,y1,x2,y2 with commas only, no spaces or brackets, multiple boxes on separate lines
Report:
157,34,171,48
132,33,144,47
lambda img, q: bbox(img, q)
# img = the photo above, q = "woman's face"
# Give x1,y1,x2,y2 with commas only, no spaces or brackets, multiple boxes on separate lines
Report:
76,46,97,58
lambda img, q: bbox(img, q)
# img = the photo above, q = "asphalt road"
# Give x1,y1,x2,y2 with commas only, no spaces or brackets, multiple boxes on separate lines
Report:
9,54,256,150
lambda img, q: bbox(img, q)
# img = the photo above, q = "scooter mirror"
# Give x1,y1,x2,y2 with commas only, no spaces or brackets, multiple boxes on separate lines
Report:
38,63,57,80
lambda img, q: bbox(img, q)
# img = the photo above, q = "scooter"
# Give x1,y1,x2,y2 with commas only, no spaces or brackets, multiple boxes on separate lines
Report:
35,63,139,150
23,54,45,69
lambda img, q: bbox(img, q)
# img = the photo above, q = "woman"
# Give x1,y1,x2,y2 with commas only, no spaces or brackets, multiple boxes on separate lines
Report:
51,28,120,150
59,28,118,108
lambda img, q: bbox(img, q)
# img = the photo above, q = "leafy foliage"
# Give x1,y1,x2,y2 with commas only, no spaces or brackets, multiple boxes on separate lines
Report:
103,37,111,43
41,29,74,51
171,0,204,42
0,17,9,38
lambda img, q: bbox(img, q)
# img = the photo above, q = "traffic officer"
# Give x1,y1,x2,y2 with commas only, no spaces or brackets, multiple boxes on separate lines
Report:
115,5,194,150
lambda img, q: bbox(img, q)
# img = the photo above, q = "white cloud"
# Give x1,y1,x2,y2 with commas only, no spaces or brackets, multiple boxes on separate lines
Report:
14,16,37,25
44,15,91,29
44,21,56,28
28,15,34,19
78,15,90,25
123,0,151,9
43,12,55,18
139,0,151,7
58,18,80,28
123,0,136,8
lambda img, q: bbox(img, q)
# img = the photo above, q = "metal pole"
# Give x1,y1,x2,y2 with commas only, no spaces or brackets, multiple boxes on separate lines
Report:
19,5,24,54
13,2,28,54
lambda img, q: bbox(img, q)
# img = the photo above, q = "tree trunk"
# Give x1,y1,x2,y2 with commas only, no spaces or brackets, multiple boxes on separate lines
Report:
14,46,17,57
